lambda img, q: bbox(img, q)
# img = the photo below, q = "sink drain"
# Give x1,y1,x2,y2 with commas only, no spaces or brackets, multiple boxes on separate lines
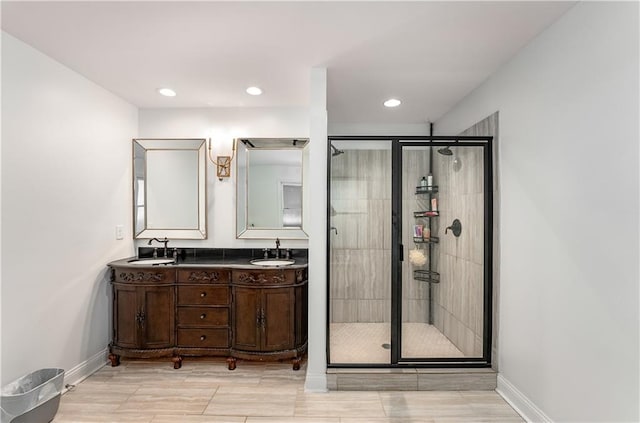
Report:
381,343,391,349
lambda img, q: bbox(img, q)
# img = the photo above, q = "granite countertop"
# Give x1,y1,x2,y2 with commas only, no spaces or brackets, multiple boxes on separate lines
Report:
108,256,308,270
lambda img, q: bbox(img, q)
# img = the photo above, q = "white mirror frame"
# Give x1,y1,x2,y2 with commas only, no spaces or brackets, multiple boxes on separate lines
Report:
133,138,207,239
236,138,309,240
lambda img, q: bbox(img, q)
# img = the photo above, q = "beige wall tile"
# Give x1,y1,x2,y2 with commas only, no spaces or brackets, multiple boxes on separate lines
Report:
331,299,358,323
337,373,418,391
417,373,497,391
357,300,390,322
432,113,497,359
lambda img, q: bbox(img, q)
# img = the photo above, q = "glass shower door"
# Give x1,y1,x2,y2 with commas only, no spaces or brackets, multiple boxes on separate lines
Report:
397,142,489,362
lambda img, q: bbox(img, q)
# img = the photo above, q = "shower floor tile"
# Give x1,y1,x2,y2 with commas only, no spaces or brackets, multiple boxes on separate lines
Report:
330,323,464,364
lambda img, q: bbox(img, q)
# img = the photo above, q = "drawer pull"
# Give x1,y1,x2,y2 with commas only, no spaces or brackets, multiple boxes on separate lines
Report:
200,313,206,319
200,292,206,298
200,335,206,341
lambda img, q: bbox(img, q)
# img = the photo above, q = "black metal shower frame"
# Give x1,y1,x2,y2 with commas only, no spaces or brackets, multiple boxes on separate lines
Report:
326,135,493,368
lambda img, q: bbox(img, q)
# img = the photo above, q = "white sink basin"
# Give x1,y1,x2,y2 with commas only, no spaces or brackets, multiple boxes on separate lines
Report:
128,258,175,265
249,259,295,267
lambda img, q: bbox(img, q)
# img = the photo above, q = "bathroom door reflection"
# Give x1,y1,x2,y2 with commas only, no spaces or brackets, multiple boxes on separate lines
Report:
328,140,392,364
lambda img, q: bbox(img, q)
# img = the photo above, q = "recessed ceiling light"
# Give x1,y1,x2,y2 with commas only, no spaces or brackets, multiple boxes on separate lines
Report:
384,98,401,108
246,86,262,96
157,88,176,97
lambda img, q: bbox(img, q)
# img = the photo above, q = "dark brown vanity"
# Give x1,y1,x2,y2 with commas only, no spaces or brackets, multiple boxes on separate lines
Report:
108,255,308,370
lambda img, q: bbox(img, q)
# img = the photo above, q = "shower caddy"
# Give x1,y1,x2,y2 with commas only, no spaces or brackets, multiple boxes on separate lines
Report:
413,183,440,284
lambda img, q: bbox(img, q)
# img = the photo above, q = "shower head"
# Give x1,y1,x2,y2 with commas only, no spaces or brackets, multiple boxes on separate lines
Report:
330,144,345,157
437,146,453,156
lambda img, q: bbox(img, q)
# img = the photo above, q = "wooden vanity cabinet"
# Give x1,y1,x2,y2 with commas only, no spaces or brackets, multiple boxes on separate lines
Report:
108,268,176,367
108,263,307,370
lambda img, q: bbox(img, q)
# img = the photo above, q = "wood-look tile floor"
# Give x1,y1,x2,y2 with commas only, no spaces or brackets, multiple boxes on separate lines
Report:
53,359,524,423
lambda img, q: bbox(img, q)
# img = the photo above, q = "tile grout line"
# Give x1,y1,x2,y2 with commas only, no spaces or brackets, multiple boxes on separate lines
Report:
201,384,221,416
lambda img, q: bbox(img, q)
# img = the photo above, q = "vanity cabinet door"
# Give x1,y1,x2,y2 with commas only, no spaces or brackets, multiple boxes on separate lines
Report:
112,284,138,349
141,286,175,348
233,287,261,351
112,283,174,349
232,286,294,352
262,288,294,351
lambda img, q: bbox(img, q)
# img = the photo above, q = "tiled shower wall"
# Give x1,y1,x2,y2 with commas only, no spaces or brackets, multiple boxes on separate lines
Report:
330,148,395,323
432,113,499,359
330,146,439,324
402,149,434,323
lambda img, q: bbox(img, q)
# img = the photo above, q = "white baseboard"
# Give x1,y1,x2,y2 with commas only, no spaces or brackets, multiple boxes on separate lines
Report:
496,374,553,423
304,373,328,392
62,348,109,393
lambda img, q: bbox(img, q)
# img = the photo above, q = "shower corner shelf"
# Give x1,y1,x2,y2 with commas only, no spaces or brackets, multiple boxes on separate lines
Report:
413,210,439,218
414,269,440,283
413,236,440,244
415,186,439,194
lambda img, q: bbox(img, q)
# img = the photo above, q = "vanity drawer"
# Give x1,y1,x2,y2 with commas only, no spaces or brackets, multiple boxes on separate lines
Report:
177,328,229,348
232,269,297,286
178,286,229,305
178,269,230,284
178,307,229,326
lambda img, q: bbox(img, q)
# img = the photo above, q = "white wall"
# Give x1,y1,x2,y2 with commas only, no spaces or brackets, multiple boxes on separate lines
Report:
329,122,429,136
305,67,328,392
436,3,639,422
1,33,137,384
138,108,309,249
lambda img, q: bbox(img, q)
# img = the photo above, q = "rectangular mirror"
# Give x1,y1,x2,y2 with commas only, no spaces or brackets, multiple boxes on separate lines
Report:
133,138,207,239
236,138,309,239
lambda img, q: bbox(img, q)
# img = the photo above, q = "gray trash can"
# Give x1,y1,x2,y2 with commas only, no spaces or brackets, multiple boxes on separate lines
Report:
1,368,64,423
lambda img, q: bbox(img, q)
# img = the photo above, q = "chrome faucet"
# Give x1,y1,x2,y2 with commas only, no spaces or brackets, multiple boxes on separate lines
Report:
148,237,169,258
275,238,281,259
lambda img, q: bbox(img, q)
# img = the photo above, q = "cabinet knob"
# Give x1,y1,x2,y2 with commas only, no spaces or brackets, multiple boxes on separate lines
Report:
200,292,206,298
200,313,206,319
200,335,206,341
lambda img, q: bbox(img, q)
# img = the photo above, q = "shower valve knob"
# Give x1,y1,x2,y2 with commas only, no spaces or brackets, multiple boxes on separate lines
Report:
445,219,462,237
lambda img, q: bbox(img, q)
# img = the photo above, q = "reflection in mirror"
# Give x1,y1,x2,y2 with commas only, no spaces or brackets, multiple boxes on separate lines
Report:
247,149,302,228
236,138,309,239
133,138,207,239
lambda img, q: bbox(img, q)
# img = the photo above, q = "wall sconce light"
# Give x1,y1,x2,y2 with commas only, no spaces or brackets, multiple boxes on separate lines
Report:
208,138,237,181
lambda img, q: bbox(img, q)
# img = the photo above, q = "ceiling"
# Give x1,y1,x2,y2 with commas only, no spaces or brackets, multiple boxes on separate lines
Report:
1,1,574,125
